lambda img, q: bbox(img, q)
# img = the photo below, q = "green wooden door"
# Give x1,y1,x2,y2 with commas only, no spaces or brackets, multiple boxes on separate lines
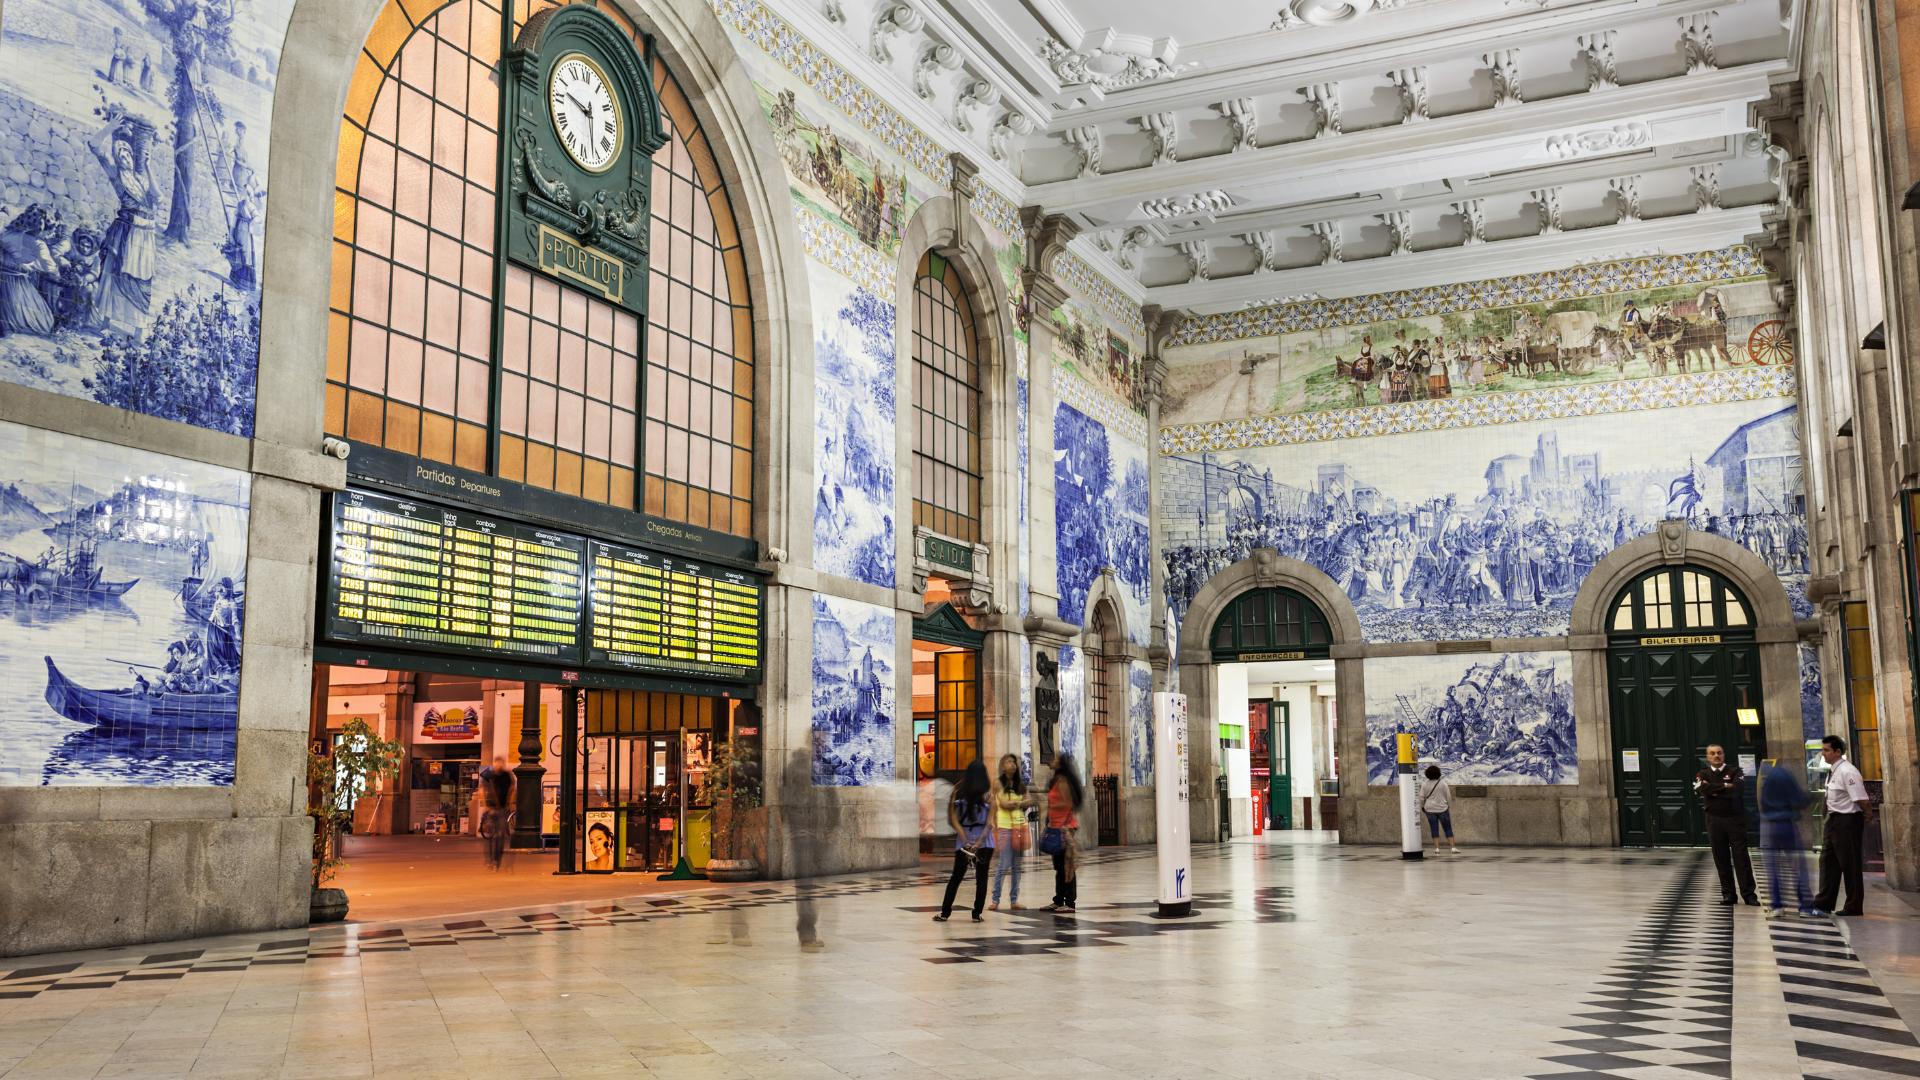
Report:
1607,566,1762,847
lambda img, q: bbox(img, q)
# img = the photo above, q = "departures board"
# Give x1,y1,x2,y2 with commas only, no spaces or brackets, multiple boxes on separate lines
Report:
323,488,763,681
586,542,762,678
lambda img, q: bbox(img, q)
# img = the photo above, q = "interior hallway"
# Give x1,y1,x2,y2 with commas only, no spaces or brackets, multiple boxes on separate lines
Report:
3,837,1912,1080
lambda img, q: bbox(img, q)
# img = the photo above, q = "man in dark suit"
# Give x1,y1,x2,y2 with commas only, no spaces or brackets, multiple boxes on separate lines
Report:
1697,744,1759,906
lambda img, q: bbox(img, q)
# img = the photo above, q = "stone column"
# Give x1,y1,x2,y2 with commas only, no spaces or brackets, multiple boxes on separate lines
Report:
1019,207,1079,634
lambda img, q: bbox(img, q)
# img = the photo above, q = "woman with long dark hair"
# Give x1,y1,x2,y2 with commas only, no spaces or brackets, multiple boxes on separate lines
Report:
1045,754,1084,913
989,754,1033,910
934,760,995,922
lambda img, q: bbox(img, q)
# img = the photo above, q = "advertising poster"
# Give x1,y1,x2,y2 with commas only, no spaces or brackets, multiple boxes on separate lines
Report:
413,702,483,743
583,809,617,872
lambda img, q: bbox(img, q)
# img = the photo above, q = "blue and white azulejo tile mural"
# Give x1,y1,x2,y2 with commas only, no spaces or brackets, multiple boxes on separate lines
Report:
1057,643,1084,772
1127,660,1154,787
0,0,293,436
1365,652,1577,787
809,261,896,590
810,593,895,786
1055,403,1150,645
0,420,249,786
1161,397,1809,643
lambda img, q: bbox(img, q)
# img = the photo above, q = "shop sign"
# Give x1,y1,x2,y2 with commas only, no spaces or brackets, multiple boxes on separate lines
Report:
1640,634,1721,646
414,702,483,743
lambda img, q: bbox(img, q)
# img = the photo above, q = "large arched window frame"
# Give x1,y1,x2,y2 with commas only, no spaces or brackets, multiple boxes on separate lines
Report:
1606,566,1753,635
911,251,980,544
1209,587,1333,662
326,0,755,537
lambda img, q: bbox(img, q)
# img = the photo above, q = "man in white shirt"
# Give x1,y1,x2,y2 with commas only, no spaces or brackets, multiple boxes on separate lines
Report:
1811,735,1874,917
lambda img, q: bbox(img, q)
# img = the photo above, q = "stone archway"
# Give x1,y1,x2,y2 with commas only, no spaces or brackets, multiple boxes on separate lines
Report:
1174,548,1365,844
1567,525,1804,847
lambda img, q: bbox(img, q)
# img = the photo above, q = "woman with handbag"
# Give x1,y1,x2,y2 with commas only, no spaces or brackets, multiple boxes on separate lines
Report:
1043,754,1084,913
989,754,1033,910
934,760,996,922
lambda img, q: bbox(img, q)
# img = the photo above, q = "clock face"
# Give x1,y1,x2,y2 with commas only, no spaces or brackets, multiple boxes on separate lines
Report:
548,53,621,173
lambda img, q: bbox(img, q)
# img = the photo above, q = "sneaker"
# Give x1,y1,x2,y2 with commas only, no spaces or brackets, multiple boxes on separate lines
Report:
1764,907,1784,918
1743,898,1761,906
1803,908,1831,918
1450,847,1463,853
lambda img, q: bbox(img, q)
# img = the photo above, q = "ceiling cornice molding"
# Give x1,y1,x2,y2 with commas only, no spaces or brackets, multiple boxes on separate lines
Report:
1158,206,1767,315
1026,63,1782,215
1108,151,1740,249
1024,0,1731,129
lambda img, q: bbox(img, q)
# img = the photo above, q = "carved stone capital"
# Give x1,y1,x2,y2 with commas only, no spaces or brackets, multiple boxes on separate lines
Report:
1020,207,1082,277
1023,270,1069,318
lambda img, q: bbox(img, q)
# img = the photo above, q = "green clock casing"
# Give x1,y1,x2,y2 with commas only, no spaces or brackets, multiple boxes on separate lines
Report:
503,5,668,317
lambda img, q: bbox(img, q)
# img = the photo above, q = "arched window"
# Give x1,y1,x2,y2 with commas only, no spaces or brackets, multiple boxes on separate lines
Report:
1608,567,1751,634
911,252,980,543
326,0,754,535
1210,587,1332,661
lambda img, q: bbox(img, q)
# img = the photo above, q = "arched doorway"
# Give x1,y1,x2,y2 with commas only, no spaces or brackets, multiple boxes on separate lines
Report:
1607,565,1762,846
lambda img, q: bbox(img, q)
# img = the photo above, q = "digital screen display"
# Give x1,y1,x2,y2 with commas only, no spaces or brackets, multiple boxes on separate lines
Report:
326,489,586,663
322,489,763,681
586,541,762,677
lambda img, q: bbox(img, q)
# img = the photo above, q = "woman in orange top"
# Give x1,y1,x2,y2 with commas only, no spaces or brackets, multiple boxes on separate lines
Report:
1045,754,1084,913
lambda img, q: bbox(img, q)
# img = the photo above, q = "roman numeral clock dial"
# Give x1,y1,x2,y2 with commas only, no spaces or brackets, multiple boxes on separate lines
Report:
546,54,621,173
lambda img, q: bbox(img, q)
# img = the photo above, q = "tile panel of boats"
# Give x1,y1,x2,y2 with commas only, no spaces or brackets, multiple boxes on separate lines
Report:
0,422,250,787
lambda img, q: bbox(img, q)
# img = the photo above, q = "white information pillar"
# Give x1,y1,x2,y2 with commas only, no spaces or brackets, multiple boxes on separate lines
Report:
1154,693,1193,917
1398,732,1423,860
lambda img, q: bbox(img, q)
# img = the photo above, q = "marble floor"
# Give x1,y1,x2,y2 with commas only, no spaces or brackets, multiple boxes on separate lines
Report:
1,838,1913,1080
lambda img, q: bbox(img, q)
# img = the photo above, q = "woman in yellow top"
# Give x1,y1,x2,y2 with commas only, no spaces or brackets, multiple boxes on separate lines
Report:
989,754,1034,910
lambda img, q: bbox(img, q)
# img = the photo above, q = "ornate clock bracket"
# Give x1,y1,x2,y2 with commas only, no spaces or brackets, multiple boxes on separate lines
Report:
512,128,649,264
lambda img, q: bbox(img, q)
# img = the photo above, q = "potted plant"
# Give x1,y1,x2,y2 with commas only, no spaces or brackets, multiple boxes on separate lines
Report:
702,736,763,882
308,716,405,923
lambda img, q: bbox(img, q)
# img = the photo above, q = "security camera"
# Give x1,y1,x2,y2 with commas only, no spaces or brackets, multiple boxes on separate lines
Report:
322,437,351,460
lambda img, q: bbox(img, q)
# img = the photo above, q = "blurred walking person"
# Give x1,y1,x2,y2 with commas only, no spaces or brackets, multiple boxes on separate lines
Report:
1758,759,1814,917
477,756,513,871
989,754,1033,910
1043,754,1084,914
934,761,995,922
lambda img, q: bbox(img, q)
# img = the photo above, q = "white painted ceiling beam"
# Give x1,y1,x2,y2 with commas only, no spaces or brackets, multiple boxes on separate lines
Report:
1146,206,1768,312
1027,63,1780,218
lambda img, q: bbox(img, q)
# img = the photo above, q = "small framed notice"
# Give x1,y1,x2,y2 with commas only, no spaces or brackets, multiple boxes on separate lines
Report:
1737,708,1760,726
1623,750,1642,773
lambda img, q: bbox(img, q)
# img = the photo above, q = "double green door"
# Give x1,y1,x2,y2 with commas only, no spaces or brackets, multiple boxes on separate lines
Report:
1609,638,1760,846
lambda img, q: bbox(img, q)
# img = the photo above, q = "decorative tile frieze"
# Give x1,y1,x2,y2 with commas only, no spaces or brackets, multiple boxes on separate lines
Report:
1157,364,1795,455
798,207,896,297
1055,251,1146,339
1057,366,1150,446
711,0,1024,244
1171,245,1768,347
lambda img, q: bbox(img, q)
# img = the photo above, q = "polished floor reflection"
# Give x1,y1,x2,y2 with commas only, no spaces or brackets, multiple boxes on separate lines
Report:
1,837,1908,1079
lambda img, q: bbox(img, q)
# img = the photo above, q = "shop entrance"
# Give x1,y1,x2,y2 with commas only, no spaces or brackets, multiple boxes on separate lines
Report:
580,691,729,873
1607,566,1764,846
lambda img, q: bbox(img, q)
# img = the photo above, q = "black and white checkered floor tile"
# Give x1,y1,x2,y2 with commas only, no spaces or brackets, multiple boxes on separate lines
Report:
0,938,311,999
1531,854,1736,1080
1769,918,1920,1079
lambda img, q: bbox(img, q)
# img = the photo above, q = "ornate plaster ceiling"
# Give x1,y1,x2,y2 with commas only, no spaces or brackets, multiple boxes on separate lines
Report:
796,0,1803,312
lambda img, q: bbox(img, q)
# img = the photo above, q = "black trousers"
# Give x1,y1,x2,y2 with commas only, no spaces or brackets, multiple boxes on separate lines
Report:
940,849,992,917
1052,848,1077,908
1815,811,1867,914
1706,814,1757,902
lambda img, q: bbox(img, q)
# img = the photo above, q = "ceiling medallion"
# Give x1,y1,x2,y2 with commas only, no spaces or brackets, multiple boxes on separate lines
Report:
1271,0,1415,30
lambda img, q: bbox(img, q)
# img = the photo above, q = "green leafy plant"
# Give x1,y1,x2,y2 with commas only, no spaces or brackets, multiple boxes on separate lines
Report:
700,737,763,861
308,716,406,889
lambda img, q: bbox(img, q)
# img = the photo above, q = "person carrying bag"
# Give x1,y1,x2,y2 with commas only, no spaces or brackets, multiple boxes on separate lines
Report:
934,761,996,922
989,754,1033,910
1044,753,1084,913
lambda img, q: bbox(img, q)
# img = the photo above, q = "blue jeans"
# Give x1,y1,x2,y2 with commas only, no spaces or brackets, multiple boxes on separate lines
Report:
991,827,1023,902
1425,810,1453,839
1762,818,1812,911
